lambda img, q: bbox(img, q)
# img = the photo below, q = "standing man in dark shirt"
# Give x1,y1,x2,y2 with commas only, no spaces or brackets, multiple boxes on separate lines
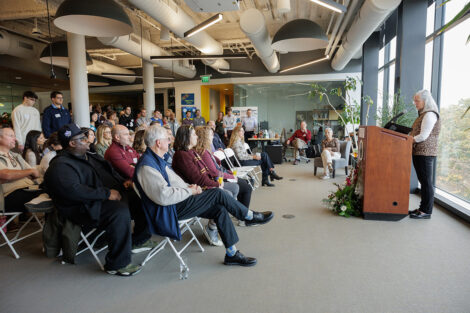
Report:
119,106,135,131
42,91,72,138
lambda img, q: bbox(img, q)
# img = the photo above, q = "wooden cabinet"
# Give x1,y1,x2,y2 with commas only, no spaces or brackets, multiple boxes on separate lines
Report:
358,126,413,221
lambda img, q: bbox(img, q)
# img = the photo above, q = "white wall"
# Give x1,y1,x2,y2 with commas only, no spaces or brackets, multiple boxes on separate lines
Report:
36,90,71,113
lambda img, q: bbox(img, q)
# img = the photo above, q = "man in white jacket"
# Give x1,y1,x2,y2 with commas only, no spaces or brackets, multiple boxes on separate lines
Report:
11,91,41,151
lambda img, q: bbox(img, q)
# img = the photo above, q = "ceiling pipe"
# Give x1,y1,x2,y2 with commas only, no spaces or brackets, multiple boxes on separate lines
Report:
98,33,196,78
87,60,136,83
331,0,402,71
239,9,279,73
325,0,356,56
128,0,230,71
0,30,44,59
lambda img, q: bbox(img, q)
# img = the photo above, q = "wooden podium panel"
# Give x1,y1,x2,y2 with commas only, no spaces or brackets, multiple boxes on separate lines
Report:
358,126,413,221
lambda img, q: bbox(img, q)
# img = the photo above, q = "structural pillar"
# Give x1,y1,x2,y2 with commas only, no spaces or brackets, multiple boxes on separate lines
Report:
395,0,428,193
163,89,169,112
142,60,155,114
67,32,89,127
361,31,380,126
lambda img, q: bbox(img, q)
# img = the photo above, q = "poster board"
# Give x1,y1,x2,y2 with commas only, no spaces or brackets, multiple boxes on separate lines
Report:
182,106,197,119
231,106,258,125
181,93,195,105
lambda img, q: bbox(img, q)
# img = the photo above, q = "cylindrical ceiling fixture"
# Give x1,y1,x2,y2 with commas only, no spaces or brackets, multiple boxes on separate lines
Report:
160,26,170,41
54,0,133,37
272,19,328,52
278,0,291,13
39,41,93,68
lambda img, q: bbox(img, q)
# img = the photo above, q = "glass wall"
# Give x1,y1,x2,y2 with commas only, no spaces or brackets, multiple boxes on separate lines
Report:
434,0,470,203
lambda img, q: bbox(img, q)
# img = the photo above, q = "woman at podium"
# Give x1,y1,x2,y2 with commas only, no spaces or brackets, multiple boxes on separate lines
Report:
409,90,441,219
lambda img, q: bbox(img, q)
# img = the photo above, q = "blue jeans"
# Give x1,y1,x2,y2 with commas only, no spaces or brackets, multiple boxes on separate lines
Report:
240,152,274,177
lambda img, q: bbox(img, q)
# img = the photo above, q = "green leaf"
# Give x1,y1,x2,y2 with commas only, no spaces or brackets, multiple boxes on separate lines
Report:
438,2,470,34
467,34,470,45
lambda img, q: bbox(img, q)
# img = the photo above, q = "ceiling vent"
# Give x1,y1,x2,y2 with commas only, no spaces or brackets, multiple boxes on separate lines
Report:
184,0,240,12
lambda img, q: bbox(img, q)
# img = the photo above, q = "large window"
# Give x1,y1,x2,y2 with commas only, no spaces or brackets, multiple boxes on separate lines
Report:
435,0,470,203
377,37,397,126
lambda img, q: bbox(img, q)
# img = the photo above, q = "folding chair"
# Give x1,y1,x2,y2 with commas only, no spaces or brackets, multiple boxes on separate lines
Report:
71,228,108,271
0,185,52,259
214,150,255,190
223,148,260,188
243,143,262,179
133,186,205,277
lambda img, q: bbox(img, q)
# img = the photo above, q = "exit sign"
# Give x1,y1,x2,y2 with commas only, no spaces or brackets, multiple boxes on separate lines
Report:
201,74,211,83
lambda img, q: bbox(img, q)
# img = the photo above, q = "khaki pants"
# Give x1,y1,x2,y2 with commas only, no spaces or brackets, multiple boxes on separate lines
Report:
292,138,308,160
321,150,341,175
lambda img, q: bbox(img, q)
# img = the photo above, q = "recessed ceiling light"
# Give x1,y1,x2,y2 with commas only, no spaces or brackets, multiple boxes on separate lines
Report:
6,86,11,88
15,76,22,80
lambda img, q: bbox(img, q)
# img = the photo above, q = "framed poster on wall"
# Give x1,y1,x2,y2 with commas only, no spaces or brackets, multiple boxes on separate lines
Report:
231,106,258,124
181,93,195,105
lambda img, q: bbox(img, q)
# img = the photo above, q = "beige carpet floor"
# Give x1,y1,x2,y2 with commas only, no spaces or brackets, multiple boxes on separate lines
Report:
1,162,470,313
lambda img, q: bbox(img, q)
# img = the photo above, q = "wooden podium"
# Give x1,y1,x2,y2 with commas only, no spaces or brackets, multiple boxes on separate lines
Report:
357,126,413,221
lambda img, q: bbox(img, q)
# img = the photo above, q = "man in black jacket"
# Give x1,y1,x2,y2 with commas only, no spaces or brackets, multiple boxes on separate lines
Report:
118,106,135,131
43,124,152,276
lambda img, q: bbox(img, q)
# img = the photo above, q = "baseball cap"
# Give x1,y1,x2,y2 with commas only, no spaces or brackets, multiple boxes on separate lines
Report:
58,123,88,147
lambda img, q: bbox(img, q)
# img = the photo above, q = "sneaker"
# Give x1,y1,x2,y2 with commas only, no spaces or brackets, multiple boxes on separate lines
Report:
203,225,223,246
321,174,330,180
238,220,246,227
131,239,159,254
107,263,142,276
293,160,299,165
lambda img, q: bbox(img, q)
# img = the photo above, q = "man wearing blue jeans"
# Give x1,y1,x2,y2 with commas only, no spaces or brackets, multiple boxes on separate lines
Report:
134,125,274,266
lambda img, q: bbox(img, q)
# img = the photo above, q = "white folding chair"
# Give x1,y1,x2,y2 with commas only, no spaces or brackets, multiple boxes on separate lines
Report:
133,185,204,276
214,150,255,190
223,148,260,188
71,228,108,271
243,143,263,180
0,186,51,259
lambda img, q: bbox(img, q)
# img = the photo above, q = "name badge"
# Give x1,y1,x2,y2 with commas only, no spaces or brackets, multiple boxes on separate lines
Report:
55,114,61,118
133,158,138,163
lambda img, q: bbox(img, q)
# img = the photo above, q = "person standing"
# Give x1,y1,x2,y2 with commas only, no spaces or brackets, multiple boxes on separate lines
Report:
409,90,441,219
287,121,312,165
192,109,206,127
215,112,225,139
119,106,135,130
11,91,41,151
242,109,257,149
42,91,72,138
136,108,151,128
182,111,193,126
223,108,237,144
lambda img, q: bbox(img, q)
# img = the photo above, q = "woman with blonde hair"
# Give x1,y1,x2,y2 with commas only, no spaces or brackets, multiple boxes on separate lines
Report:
95,124,112,158
133,130,147,155
195,126,253,211
229,125,282,187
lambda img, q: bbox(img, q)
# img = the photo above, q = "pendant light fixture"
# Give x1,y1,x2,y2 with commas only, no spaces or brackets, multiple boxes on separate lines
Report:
54,0,133,37
272,19,328,52
39,41,93,68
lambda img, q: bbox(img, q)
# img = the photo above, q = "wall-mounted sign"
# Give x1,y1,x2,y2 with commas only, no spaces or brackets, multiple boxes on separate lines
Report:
181,93,195,105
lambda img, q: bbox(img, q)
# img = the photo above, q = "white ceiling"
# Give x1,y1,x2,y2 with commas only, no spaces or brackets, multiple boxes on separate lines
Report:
0,0,362,71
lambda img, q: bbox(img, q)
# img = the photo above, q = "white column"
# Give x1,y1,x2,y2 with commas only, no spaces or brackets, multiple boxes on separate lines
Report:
163,89,168,112
67,32,89,127
142,60,155,114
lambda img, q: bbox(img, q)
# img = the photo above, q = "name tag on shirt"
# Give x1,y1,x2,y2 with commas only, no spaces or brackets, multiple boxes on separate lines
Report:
133,158,138,164
55,114,61,118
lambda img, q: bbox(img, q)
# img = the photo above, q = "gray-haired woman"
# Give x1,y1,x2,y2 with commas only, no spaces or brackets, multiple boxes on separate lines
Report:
409,90,441,219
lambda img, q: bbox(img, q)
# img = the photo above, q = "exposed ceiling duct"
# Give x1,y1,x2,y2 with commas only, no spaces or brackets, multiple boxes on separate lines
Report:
87,60,136,83
0,30,44,59
239,9,279,73
127,0,230,71
98,33,197,78
331,0,402,71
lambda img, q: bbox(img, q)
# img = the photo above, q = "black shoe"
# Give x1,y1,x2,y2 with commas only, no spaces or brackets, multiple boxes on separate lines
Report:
262,177,275,187
270,171,283,180
408,209,419,215
245,211,274,226
410,212,431,219
224,251,257,267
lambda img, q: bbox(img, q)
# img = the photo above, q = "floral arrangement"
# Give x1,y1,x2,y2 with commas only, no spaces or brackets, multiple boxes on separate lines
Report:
323,165,363,217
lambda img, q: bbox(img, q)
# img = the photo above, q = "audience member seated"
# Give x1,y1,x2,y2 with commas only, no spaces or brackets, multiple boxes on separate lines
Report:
119,106,135,130
229,125,282,187
134,125,274,266
167,112,179,136
90,112,99,132
207,120,226,151
196,126,255,229
320,127,341,180
162,125,175,165
104,125,140,180
0,127,42,213
22,130,45,167
150,110,163,126
286,121,312,165
43,123,154,276
133,130,146,155
136,108,151,128
95,125,112,158
39,132,62,176
82,128,96,154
